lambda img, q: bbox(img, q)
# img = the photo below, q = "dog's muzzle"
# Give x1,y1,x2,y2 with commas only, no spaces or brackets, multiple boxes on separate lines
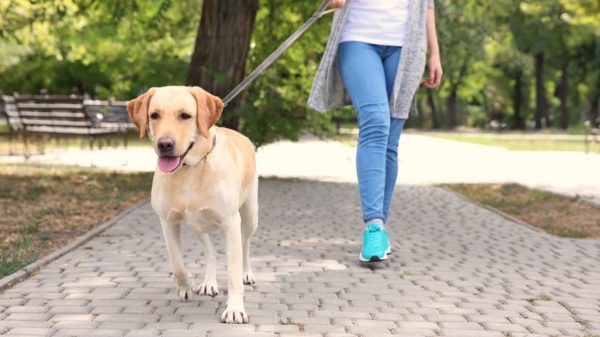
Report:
157,141,194,173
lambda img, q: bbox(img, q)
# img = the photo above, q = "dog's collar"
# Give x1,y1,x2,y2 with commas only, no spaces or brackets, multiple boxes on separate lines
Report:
183,135,216,166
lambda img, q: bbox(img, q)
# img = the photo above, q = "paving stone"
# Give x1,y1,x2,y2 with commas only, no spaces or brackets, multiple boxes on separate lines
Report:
4,306,49,314
439,322,484,330
161,330,207,337
0,181,598,337
439,330,505,337
123,330,161,337
53,329,125,337
4,328,54,336
4,313,49,321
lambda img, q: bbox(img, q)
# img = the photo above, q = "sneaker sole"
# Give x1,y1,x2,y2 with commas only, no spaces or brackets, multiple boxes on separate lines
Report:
359,247,391,262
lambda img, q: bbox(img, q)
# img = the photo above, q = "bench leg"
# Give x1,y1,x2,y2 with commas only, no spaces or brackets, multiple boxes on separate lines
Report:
8,129,15,156
22,131,30,159
36,134,47,155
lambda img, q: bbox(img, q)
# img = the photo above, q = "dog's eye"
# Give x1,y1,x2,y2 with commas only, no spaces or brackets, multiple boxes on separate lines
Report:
150,112,160,120
180,113,192,120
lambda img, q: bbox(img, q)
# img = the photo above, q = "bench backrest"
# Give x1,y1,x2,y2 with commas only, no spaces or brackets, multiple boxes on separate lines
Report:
2,94,130,135
1,95,22,130
14,95,93,131
84,100,129,123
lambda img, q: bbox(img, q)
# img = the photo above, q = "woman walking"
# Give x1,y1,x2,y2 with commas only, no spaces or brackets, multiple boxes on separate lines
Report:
308,0,443,262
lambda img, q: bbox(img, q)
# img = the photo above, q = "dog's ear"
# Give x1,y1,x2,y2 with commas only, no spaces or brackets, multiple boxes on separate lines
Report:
127,88,156,139
187,86,224,139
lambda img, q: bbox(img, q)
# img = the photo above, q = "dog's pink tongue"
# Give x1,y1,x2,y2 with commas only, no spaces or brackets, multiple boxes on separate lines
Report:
157,156,181,173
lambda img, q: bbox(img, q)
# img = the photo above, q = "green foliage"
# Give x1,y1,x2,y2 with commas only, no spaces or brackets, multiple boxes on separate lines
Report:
0,0,201,98
0,0,599,144
239,0,337,146
425,0,600,130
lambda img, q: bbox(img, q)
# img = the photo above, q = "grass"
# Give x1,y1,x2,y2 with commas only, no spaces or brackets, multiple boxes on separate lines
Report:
0,236,38,277
332,128,597,152
432,133,589,152
536,293,552,301
522,292,552,303
576,319,591,327
0,164,153,277
279,318,305,332
444,183,600,239
332,132,358,147
0,131,150,156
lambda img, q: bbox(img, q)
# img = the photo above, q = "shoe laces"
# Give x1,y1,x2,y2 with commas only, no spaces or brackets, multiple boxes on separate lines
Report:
365,224,383,247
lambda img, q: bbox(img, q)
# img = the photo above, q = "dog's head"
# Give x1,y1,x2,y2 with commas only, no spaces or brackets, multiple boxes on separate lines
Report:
127,86,224,173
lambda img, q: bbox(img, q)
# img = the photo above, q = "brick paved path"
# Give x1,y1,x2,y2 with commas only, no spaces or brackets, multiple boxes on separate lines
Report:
0,180,599,337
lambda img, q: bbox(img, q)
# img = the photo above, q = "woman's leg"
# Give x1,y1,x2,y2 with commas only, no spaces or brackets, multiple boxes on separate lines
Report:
381,46,405,222
383,118,406,221
338,41,389,223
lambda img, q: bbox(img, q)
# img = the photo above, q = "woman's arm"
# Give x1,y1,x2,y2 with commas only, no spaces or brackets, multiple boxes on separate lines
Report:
424,8,443,89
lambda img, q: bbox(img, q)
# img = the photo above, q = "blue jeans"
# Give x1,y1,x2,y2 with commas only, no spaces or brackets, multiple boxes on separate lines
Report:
338,41,406,223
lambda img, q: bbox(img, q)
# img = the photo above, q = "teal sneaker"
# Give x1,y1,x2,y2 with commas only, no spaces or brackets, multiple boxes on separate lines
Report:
359,223,391,262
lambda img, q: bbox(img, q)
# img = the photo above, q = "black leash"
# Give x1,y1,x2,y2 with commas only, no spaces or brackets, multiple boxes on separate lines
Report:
222,0,335,107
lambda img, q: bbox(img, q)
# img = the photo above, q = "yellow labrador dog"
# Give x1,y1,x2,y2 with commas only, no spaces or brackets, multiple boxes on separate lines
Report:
127,86,258,324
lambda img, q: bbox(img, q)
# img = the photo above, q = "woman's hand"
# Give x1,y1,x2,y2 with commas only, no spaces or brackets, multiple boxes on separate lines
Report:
331,0,346,9
424,8,442,89
424,53,443,89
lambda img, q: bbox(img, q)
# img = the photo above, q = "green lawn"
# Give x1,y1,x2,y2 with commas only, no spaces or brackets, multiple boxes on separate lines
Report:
0,164,152,277
433,133,589,152
0,131,150,156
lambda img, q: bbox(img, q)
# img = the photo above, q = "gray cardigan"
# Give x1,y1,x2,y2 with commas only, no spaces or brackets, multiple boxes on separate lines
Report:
308,0,434,118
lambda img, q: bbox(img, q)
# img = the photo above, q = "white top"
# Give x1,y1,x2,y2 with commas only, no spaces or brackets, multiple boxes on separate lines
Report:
339,0,411,47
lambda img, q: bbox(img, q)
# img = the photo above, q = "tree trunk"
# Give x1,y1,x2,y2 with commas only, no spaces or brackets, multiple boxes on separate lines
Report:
186,0,259,130
558,60,569,130
445,56,470,130
427,90,439,129
513,71,524,130
534,52,548,130
447,87,458,129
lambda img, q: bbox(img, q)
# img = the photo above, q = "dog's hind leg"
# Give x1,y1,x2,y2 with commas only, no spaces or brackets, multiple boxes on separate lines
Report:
240,176,258,285
160,219,195,301
191,230,219,297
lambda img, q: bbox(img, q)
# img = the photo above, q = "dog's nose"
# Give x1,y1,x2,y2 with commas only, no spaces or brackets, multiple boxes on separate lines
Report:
157,137,175,154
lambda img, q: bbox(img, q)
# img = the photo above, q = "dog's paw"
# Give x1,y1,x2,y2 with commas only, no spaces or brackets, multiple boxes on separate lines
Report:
221,305,248,324
243,271,255,285
194,282,219,297
177,286,195,302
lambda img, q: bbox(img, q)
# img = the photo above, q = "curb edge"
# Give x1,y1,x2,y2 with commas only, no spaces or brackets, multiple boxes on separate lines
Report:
436,185,550,236
0,198,149,293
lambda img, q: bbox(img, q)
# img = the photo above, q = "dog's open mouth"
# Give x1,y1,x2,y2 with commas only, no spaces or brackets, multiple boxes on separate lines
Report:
157,142,194,173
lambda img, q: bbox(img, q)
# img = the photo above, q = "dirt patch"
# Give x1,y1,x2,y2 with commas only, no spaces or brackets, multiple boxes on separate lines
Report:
444,183,600,239
0,164,153,277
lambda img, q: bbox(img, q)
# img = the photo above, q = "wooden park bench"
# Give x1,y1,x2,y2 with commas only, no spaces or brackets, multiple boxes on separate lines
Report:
585,119,600,153
1,94,129,156
84,99,135,148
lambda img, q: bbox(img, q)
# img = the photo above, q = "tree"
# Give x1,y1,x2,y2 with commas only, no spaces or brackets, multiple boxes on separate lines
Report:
186,0,259,130
0,0,201,98
237,0,336,146
434,0,491,128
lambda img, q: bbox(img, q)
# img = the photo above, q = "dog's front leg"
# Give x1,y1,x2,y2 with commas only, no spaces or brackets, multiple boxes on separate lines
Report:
160,219,195,301
192,231,219,297
220,213,248,324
